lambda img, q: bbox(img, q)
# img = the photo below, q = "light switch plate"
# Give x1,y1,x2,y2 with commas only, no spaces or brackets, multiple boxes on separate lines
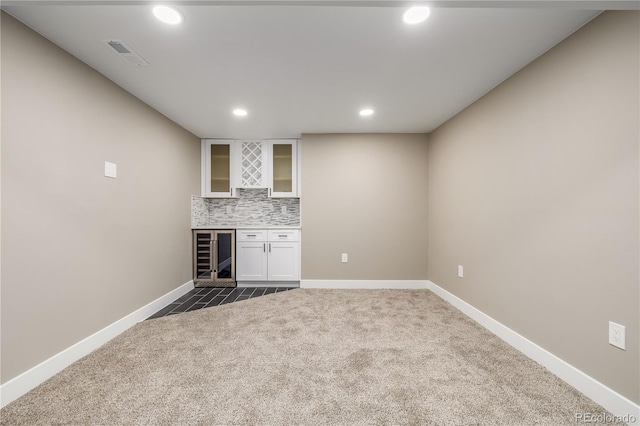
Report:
104,161,117,178
458,265,464,278
281,206,287,215
341,253,348,263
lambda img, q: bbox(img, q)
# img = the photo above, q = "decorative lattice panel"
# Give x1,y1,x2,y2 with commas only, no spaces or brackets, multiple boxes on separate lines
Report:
241,141,263,187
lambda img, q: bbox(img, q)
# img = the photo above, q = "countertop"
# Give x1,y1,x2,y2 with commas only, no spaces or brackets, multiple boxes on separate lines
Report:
192,225,301,230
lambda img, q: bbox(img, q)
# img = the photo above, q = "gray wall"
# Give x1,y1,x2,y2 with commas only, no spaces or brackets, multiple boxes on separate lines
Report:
1,13,200,383
427,11,639,403
301,133,428,281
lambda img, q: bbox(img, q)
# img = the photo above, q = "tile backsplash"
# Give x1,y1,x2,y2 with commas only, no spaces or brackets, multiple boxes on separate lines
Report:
192,189,300,228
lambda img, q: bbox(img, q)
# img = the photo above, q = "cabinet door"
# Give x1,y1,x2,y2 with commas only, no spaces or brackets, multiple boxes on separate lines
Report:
238,140,268,188
268,140,298,198
268,242,300,281
236,241,269,281
202,139,237,198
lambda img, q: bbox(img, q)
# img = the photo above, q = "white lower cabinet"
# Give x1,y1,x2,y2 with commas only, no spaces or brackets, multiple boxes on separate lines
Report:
236,229,299,284
236,241,268,281
267,242,299,281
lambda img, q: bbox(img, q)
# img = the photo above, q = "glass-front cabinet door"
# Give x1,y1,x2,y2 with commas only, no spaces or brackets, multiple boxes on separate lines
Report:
194,231,214,281
202,139,236,197
214,231,234,281
268,140,298,198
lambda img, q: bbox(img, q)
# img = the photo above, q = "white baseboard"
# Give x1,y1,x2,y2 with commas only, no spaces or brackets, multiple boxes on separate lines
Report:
301,280,429,289
427,280,640,425
237,282,300,288
0,280,194,409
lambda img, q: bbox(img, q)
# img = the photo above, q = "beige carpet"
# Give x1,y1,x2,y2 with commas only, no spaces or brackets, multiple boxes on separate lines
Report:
1,289,610,425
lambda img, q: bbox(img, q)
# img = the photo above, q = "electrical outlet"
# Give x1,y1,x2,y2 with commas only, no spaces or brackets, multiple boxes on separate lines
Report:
458,265,464,278
609,322,626,350
226,206,232,214
341,253,348,263
281,206,287,215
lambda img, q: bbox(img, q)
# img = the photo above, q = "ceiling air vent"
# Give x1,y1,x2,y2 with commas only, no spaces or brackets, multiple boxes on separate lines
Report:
102,40,149,66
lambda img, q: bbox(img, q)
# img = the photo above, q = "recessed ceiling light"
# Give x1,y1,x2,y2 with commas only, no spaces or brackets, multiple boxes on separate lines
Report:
359,108,374,117
153,6,183,25
233,108,248,117
403,7,431,25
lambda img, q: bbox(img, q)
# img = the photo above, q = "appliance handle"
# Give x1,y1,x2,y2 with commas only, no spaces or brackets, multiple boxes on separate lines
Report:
213,239,218,273
209,240,214,273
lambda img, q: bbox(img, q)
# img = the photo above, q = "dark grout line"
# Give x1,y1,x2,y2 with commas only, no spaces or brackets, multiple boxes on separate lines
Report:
240,287,253,297
251,288,267,298
204,295,226,308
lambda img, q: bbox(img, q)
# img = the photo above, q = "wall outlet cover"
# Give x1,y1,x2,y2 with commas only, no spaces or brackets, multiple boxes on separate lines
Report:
104,161,117,178
341,253,348,263
609,321,626,350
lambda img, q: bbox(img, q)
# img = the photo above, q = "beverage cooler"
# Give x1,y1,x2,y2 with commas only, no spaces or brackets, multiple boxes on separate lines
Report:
193,230,235,287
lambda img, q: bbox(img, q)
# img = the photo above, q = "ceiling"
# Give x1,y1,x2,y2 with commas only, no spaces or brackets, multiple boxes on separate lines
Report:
3,3,602,139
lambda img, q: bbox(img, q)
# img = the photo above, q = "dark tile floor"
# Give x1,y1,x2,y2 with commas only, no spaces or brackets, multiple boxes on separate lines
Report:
147,286,297,320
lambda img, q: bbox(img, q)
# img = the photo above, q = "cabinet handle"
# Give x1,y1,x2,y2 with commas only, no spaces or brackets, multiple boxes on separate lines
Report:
263,243,266,252
269,243,271,253
247,234,256,237
278,235,287,237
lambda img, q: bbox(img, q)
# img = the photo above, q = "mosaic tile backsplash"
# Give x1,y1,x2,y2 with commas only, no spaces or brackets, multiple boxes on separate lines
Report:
192,189,300,228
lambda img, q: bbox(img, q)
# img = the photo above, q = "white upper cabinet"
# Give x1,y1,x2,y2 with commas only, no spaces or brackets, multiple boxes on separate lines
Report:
201,139,299,198
238,140,268,189
201,139,237,198
268,140,298,198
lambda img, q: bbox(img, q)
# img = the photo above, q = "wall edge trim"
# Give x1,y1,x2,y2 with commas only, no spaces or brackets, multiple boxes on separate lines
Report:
0,280,195,408
300,280,429,289
427,280,640,425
